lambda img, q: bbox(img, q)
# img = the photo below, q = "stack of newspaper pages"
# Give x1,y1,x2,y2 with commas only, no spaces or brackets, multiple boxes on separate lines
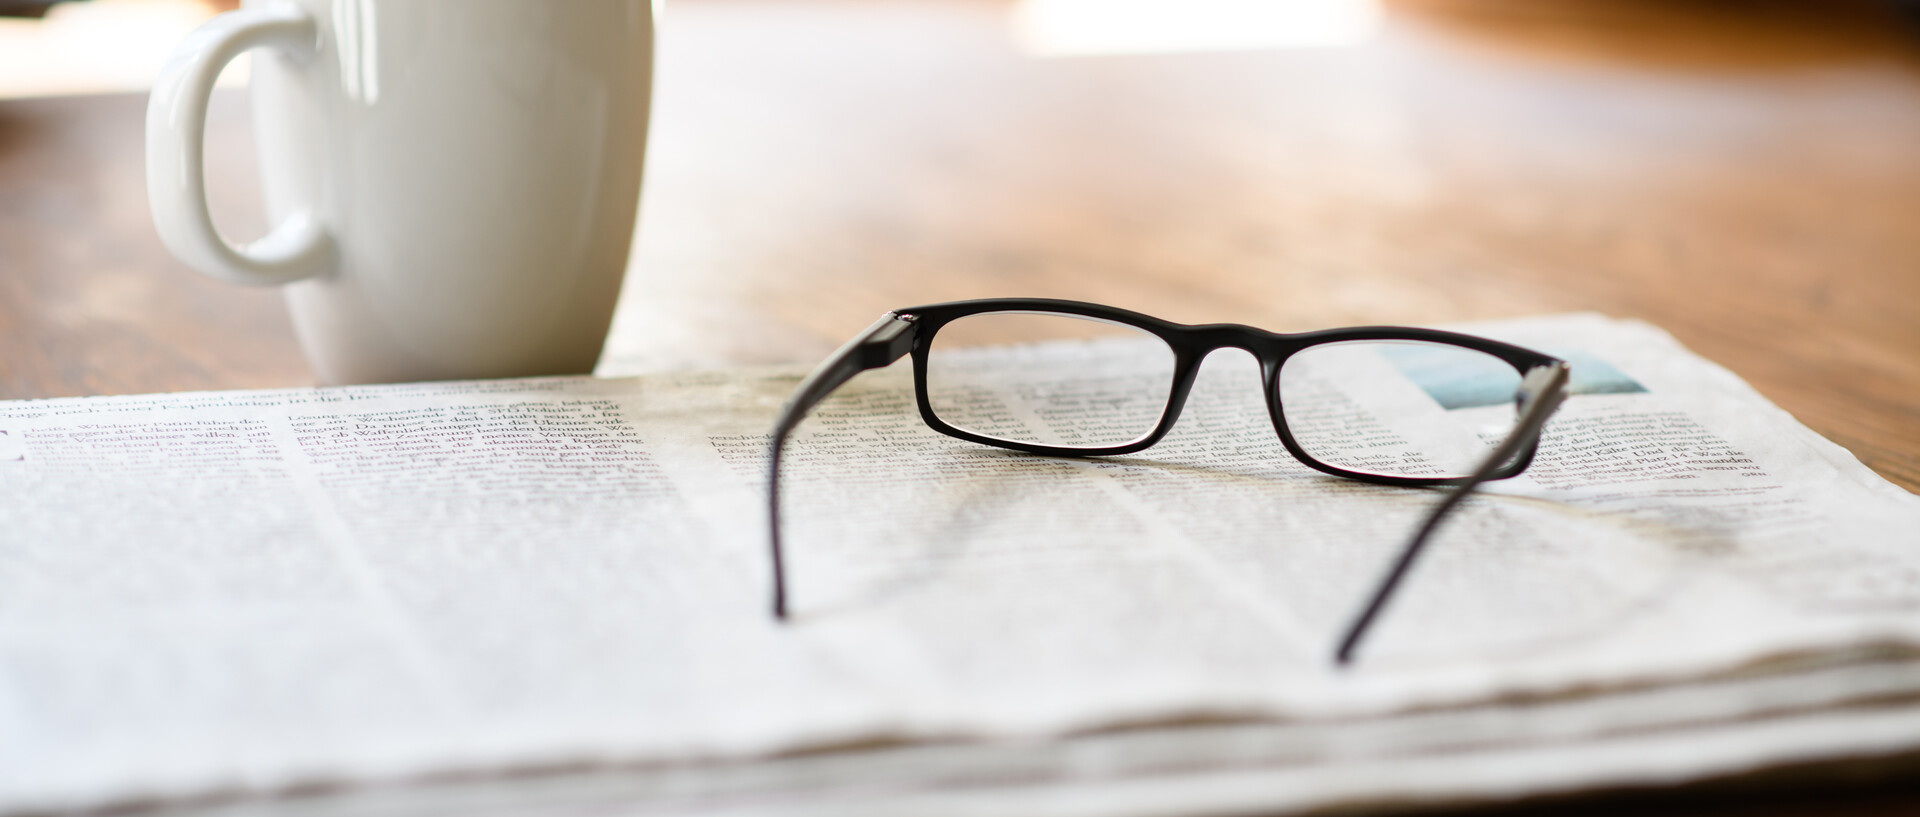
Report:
3,313,1917,816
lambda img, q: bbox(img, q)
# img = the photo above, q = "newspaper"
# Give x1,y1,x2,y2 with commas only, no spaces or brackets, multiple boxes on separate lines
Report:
2,313,1917,814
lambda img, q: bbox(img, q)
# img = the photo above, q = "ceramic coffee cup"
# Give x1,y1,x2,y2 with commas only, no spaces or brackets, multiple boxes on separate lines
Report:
147,0,652,384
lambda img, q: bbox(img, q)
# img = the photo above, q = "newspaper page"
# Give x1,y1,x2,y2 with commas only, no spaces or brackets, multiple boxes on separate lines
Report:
1,313,1917,813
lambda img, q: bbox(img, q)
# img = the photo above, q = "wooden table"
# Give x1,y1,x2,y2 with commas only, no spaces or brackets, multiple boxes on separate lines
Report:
2,0,1918,812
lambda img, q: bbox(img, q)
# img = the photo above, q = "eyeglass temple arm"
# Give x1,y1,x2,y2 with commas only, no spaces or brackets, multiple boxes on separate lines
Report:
767,313,919,620
1333,361,1571,666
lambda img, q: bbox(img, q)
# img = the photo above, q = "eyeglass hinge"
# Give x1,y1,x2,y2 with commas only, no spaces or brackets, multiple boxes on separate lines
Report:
855,313,918,368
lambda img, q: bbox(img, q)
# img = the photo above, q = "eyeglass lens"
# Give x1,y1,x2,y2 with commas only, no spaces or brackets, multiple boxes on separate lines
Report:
925,312,1178,449
1278,341,1524,479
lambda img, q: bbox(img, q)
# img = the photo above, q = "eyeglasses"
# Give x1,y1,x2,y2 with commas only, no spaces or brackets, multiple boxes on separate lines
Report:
766,298,1569,664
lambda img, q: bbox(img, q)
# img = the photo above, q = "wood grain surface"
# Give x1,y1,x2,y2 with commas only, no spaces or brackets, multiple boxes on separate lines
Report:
1,1,1919,811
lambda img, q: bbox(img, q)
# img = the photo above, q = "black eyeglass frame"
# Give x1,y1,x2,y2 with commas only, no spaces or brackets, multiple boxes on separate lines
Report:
893,299,1560,486
767,298,1570,662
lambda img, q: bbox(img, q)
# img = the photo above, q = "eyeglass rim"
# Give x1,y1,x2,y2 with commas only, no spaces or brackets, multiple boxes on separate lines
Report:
899,298,1565,486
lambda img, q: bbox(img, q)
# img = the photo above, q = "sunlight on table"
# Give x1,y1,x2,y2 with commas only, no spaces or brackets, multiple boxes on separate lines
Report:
1011,0,1381,56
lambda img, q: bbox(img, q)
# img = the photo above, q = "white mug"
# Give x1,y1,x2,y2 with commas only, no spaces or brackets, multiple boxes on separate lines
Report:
147,0,652,384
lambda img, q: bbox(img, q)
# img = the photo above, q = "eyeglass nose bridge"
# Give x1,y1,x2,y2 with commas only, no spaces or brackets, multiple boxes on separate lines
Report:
1169,322,1290,352
1137,325,1303,449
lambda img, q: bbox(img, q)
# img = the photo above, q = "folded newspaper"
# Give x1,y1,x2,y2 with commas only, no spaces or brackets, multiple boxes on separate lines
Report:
2,313,1917,815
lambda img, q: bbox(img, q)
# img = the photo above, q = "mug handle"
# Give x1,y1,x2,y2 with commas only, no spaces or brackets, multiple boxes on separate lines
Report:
146,5,331,286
